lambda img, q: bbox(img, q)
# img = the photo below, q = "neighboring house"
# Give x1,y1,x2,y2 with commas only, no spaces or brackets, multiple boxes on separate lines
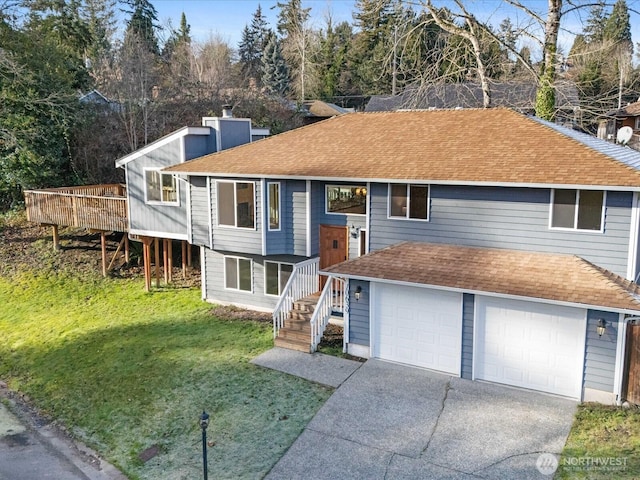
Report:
301,100,352,125
154,108,640,405
114,107,268,286
598,100,640,150
79,89,121,112
366,81,581,125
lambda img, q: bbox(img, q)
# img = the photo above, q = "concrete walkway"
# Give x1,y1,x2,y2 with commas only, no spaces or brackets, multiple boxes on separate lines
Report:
256,353,577,480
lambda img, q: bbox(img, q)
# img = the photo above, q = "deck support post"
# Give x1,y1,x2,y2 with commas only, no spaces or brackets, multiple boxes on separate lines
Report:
154,237,160,287
142,237,152,292
182,241,187,278
167,239,173,283
163,239,169,284
100,231,107,277
124,235,130,264
187,242,192,267
52,225,60,251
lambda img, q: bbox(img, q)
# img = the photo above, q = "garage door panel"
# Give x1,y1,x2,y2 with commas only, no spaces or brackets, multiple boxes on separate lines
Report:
373,284,462,375
476,297,586,399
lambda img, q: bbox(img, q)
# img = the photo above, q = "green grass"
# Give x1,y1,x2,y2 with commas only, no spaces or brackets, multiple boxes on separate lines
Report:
0,271,332,479
556,403,640,479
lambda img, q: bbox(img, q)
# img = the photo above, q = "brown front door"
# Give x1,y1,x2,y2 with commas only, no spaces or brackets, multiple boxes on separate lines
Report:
319,225,348,289
624,322,640,404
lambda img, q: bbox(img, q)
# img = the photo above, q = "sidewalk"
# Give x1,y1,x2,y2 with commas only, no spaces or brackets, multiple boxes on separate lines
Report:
0,394,126,480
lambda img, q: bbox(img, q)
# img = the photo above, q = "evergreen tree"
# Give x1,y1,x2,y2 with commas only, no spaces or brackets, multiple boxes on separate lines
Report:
349,0,395,94
238,5,270,87
604,0,632,47
262,34,290,96
163,12,191,60
583,1,608,43
316,19,353,98
123,0,159,55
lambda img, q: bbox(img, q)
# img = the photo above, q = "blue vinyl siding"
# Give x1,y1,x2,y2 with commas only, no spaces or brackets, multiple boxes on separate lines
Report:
211,178,262,255
583,310,619,393
461,293,474,380
203,248,309,310
291,181,308,256
265,180,307,256
369,184,632,276
219,119,252,150
348,280,370,346
185,135,215,160
127,138,188,238
190,176,210,247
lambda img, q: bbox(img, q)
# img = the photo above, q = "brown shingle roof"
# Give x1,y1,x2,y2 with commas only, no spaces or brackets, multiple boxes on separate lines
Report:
166,108,640,187
322,242,640,312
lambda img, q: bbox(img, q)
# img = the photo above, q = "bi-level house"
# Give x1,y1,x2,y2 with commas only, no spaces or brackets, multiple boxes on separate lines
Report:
131,108,640,405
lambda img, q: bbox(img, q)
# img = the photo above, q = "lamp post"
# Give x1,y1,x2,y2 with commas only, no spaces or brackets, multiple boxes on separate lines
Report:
200,410,209,480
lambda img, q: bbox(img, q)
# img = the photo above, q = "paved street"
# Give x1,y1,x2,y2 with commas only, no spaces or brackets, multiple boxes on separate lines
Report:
0,401,125,480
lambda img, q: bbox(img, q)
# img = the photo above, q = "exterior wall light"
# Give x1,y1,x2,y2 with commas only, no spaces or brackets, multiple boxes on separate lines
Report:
597,319,607,337
350,224,361,238
354,285,362,301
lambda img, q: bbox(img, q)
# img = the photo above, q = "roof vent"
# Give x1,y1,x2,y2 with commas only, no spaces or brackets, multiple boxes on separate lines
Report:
222,105,233,118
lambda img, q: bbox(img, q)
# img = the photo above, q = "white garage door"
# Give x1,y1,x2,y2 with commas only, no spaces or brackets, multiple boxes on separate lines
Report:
475,297,586,399
372,284,462,375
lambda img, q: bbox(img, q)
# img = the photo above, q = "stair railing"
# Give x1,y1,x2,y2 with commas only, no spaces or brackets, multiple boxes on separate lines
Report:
273,257,319,338
310,276,345,351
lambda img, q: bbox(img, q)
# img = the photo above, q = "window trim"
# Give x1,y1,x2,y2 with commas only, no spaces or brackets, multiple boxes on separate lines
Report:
325,184,367,216
387,183,430,221
223,255,253,292
143,168,179,206
267,182,281,231
264,261,294,297
549,189,606,233
216,180,256,230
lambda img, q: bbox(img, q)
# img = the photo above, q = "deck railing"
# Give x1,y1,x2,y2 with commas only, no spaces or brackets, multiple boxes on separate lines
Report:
310,276,345,351
24,184,128,232
273,257,319,338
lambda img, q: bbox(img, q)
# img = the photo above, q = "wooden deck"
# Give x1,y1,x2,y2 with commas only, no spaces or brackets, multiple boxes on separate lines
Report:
24,184,128,232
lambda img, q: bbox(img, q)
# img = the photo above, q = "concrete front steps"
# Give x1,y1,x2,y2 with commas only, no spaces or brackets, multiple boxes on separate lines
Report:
274,294,319,353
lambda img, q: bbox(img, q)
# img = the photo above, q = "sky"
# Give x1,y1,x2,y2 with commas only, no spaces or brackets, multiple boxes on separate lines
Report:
145,0,640,59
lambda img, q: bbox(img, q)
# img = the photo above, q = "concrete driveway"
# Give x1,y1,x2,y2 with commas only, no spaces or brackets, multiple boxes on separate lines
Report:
265,358,577,479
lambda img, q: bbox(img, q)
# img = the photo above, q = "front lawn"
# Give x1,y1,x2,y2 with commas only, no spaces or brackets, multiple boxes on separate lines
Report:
556,403,640,479
0,270,332,479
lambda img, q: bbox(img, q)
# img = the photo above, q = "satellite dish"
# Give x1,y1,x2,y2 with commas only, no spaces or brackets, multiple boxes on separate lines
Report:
617,126,633,145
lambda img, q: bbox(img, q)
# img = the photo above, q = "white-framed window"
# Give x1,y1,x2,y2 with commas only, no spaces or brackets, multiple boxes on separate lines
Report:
144,169,178,204
550,189,605,231
264,261,293,296
268,182,281,231
217,181,255,229
388,183,429,220
224,256,252,291
326,185,367,215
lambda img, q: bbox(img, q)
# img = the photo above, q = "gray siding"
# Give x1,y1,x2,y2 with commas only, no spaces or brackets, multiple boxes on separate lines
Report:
203,248,307,310
190,176,210,247
461,293,474,380
583,310,619,393
127,138,188,237
369,184,632,276
211,178,262,255
348,280,370,346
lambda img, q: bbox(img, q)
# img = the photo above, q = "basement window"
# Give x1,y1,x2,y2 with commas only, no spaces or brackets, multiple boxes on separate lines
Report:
265,261,293,296
224,256,252,292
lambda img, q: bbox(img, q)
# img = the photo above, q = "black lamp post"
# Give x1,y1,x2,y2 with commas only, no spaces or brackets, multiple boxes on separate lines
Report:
200,410,209,480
